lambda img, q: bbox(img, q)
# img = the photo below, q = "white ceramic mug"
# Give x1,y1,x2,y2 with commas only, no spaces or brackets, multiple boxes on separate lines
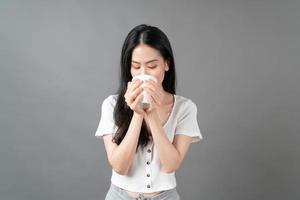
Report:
132,74,157,108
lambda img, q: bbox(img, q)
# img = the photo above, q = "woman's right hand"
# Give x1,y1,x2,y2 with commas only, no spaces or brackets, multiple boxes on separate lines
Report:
124,79,145,116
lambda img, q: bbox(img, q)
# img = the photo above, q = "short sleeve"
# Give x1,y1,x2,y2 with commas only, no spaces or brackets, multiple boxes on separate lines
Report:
95,95,118,139
175,100,203,143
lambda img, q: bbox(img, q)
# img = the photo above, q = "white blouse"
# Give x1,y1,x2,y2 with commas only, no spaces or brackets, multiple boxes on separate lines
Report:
95,94,203,193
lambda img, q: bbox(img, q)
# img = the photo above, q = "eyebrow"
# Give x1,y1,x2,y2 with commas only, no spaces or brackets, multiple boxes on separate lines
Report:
131,59,159,64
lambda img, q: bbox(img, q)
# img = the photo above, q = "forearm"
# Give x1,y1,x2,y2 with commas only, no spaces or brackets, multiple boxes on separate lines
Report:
110,112,143,174
145,111,181,173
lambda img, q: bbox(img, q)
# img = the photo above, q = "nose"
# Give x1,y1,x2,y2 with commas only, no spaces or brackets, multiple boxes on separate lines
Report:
140,66,147,75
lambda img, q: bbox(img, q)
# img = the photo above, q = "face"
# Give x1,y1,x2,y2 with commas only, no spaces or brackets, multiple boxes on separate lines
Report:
131,44,169,86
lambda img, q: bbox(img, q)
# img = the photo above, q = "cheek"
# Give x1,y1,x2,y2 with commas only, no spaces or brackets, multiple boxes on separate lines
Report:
130,68,138,77
154,71,166,85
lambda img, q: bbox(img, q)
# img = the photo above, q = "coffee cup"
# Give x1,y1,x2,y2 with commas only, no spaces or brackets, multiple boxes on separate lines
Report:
132,74,157,108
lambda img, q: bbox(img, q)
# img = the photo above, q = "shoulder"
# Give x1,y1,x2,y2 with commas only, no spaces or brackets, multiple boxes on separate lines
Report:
101,94,119,108
103,94,118,103
174,95,198,111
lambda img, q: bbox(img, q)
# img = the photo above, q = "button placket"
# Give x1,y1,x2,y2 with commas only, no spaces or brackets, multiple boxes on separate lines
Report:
145,142,153,189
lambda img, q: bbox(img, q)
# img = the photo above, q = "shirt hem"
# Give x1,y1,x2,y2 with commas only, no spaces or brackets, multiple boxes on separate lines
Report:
111,179,177,193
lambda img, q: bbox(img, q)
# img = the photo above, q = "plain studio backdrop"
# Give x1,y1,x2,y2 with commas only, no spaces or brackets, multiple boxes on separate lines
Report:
0,0,299,200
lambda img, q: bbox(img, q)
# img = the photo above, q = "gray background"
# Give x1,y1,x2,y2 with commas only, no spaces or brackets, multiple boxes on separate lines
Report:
1,0,299,199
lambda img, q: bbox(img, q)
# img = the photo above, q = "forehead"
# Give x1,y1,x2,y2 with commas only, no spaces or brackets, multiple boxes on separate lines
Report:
131,44,162,61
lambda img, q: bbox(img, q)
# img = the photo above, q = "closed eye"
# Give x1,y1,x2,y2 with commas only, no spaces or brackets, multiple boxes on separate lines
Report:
132,65,140,69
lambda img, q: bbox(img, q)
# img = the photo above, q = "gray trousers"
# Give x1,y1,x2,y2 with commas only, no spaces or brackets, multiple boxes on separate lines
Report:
105,184,180,200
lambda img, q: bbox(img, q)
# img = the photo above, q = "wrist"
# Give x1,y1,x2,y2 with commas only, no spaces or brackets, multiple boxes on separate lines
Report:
133,111,144,119
145,109,158,122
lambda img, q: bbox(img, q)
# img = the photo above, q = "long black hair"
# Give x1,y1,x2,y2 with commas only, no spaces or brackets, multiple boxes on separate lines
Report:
113,24,176,150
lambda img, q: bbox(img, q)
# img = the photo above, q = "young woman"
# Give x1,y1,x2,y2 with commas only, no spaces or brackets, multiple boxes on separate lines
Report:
95,24,203,200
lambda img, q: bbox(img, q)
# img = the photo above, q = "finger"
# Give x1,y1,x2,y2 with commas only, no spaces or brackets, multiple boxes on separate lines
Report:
131,91,143,109
125,84,133,105
145,93,156,113
131,86,143,101
145,88,160,106
124,92,133,106
128,80,143,101
130,79,143,92
143,82,163,105
144,80,156,91
144,81,164,99
126,81,132,93
127,81,132,87
147,79,157,87
125,80,141,104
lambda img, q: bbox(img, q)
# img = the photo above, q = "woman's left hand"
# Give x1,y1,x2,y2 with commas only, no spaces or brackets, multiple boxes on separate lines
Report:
143,80,164,114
